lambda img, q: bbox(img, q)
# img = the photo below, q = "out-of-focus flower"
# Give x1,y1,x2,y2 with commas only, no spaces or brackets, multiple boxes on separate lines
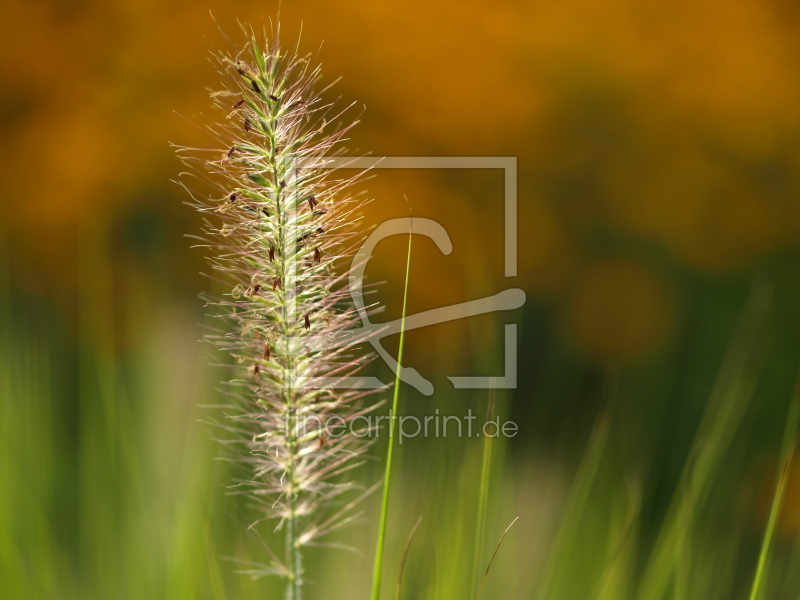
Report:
563,258,676,360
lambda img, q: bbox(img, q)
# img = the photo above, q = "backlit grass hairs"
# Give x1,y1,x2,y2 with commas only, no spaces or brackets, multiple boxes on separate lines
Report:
175,22,379,600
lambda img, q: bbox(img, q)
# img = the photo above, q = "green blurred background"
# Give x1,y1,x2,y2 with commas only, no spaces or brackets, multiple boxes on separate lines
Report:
3,0,800,598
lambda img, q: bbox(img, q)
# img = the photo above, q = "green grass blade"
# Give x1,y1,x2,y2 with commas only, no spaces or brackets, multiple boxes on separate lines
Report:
475,517,519,600
396,517,422,600
595,481,641,600
470,388,496,600
370,224,413,600
747,371,800,600
637,282,771,600
748,442,795,600
202,516,229,600
537,411,612,600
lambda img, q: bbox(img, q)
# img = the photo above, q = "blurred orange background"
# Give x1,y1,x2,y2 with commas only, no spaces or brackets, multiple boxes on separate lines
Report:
3,0,800,366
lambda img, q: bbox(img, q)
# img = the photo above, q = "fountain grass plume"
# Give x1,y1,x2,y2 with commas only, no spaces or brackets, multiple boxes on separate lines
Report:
174,20,379,600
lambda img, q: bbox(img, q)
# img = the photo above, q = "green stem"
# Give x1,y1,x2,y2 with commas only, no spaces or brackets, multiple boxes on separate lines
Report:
370,225,413,600
276,135,302,599
470,389,495,600
748,375,800,600
284,400,302,600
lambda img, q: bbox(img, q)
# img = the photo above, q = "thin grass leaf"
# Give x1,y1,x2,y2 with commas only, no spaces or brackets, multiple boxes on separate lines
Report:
747,368,800,600
396,517,422,600
537,411,612,600
636,281,772,600
470,388,496,600
370,218,413,600
475,517,519,600
201,517,229,600
595,480,641,600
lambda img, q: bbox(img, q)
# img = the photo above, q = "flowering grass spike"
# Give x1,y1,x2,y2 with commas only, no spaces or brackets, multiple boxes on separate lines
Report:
175,22,377,600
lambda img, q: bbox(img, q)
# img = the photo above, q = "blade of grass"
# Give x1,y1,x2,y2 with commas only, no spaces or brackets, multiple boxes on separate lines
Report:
637,281,771,600
537,411,611,600
470,388,496,600
370,219,413,600
475,517,519,600
396,517,422,600
202,516,229,600
595,480,641,600
538,366,617,600
748,441,796,600
747,369,800,600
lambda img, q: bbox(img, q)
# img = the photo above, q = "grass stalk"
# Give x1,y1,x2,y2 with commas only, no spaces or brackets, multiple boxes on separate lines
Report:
370,225,413,600
470,388,496,600
537,411,611,600
475,517,519,600
747,370,800,600
396,517,422,600
179,23,374,596
636,282,770,600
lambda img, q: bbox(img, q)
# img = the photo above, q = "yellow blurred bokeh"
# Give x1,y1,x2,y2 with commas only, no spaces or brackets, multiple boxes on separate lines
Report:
2,0,800,362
